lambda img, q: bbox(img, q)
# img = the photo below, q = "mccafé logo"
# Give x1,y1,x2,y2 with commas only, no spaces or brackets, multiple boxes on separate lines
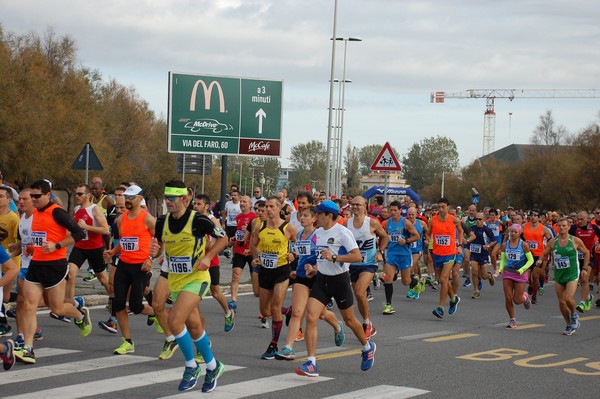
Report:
190,80,225,113
248,141,271,152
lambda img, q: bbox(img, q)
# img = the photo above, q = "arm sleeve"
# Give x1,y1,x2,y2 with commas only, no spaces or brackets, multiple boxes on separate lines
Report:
519,251,534,274
499,252,506,273
192,214,226,239
155,216,166,242
52,208,86,242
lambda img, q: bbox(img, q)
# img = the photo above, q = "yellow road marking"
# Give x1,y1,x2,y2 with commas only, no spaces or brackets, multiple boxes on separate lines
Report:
579,315,600,321
295,349,362,363
515,323,545,330
424,333,479,342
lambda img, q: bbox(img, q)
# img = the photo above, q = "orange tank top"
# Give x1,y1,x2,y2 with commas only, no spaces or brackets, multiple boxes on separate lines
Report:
523,222,544,256
431,214,456,256
31,204,67,261
119,210,152,264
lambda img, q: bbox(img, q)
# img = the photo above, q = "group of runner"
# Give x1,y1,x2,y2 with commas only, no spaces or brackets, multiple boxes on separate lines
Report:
1,179,598,393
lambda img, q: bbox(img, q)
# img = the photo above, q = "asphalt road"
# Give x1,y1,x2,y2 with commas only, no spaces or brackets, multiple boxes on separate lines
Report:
2,269,600,398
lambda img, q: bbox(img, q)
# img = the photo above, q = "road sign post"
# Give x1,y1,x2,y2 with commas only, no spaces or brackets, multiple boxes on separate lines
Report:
370,142,402,205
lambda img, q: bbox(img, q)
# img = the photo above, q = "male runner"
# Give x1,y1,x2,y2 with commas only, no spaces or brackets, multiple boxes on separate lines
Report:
228,195,256,311
0,186,20,334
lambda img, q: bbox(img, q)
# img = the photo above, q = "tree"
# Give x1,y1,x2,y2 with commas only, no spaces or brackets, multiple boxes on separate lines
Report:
288,140,326,194
530,110,569,146
401,136,459,191
344,143,361,195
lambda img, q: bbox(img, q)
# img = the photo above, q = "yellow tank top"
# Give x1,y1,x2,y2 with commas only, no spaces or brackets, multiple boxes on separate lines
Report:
163,211,209,292
257,221,290,268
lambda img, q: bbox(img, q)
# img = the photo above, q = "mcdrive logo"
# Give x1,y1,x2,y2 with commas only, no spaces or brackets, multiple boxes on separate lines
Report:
181,79,233,134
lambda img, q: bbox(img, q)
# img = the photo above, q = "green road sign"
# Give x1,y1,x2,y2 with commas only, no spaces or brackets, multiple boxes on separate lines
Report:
168,72,282,157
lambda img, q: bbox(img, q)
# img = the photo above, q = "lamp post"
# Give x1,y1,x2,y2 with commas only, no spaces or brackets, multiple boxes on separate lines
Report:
324,0,339,198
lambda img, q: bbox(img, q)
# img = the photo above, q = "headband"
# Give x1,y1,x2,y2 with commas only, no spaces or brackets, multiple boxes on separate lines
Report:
164,187,187,196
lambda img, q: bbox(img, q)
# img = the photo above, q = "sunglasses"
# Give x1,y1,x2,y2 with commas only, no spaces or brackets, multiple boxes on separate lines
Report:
30,194,44,199
125,195,138,200
75,192,88,196
164,195,182,202
475,218,483,220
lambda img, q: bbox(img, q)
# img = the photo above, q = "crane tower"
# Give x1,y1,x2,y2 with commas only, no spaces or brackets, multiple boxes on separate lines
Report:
431,89,600,155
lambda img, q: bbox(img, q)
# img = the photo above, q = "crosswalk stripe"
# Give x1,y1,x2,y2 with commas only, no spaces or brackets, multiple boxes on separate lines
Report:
322,384,429,398
3,365,245,399
0,354,156,386
160,372,333,399
35,347,82,358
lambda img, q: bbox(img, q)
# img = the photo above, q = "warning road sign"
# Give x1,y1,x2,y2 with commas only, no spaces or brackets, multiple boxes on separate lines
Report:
370,142,401,171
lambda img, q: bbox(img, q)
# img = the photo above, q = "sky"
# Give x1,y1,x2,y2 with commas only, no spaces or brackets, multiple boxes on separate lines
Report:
2,0,600,168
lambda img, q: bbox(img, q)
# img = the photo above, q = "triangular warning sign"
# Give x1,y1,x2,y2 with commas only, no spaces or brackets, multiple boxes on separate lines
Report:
370,142,401,171
71,142,104,171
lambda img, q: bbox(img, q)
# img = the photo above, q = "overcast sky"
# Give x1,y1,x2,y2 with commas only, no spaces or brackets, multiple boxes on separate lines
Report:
3,0,599,168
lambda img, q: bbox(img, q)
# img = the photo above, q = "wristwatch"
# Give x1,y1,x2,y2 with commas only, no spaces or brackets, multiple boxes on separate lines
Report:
332,255,338,263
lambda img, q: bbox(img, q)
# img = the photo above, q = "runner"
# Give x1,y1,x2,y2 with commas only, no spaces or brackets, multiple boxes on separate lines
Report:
469,212,497,299
228,195,256,312
16,180,91,364
382,200,420,315
250,196,297,359
406,206,429,299
151,180,228,392
569,211,599,312
487,209,503,276
0,230,17,371
295,200,375,377
222,190,241,258
102,185,157,355
345,196,388,337
522,210,553,305
498,224,533,328
0,186,20,335
429,198,463,319
537,218,589,335
275,206,345,360
461,204,477,287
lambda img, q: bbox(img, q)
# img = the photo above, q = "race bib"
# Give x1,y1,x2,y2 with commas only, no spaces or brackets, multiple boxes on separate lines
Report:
235,230,245,242
120,237,139,252
228,214,237,223
168,256,193,274
489,225,500,236
360,251,368,262
315,245,329,261
470,244,482,254
505,249,519,261
554,255,569,270
31,231,46,247
435,235,450,246
259,253,278,269
82,230,89,241
527,241,538,250
294,240,312,256
389,232,404,242
577,250,585,259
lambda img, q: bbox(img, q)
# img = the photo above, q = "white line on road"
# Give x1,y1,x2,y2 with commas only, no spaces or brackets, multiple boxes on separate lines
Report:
160,372,333,399
322,384,430,398
398,331,453,340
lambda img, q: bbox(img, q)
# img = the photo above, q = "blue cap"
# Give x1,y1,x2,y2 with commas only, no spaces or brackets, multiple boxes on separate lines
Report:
315,200,339,214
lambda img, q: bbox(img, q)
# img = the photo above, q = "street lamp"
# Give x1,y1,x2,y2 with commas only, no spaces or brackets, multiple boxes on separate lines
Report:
324,0,339,199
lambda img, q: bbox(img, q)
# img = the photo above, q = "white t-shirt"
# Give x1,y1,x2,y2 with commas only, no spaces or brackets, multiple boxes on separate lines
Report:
315,223,359,276
289,210,303,231
224,201,241,227
19,212,33,269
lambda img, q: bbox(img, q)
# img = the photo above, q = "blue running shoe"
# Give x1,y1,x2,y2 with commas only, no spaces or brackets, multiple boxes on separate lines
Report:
571,313,580,330
14,334,24,350
296,360,319,377
463,278,471,288
178,363,201,391
261,343,278,360
449,296,460,315
34,328,43,341
227,300,237,312
477,278,483,291
224,311,235,332
74,296,85,310
275,347,296,360
360,341,376,371
432,306,444,319
202,360,224,393
334,321,345,346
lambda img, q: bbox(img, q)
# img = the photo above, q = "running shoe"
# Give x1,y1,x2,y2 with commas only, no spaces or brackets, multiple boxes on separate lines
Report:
523,292,531,310
178,363,201,391
114,338,135,355
430,280,439,291
576,301,585,313
360,341,376,371
284,306,292,326
98,318,118,334
260,317,269,329
261,343,278,360
223,249,232,259
432,306,444,319
49,312,71,323
449,296,460,315
406,289,415,299
528,286,533,295
146,315,155,326
295,360,319,377
531,295,537,305
0,322,11,336
488,274,495,286
14,345,35,364
335,321,346,346
83,271,97,282
75,307,92,337
571,313,580,330
382,303,396,315
202,360,224,393
596,298,600,308
472,291,480,299
538,287,544,296
14,334,24,350
506,318,517,329
563,325,575,336
74,296,85,310
6,307,16,319
275,347,296,360
414,280,425,294
463,278,471,288
412,291,420,300
1,339,15,370
295,328,304,342
159,340,179,360
34,328,43,341
224,311,235,332
148,316,163,334
477,278,483,291
585,294,594,311
227,300,237,312
195,350,205,364
366,291,374,302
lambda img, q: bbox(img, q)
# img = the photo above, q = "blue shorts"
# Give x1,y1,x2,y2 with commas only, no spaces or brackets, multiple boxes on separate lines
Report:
18,267,29,281
349,265,378,283
386,252,412,271
471,253,490,266
433,254,456,269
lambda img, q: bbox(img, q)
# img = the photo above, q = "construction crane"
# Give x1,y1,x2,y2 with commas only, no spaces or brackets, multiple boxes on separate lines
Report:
430,89,600,155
